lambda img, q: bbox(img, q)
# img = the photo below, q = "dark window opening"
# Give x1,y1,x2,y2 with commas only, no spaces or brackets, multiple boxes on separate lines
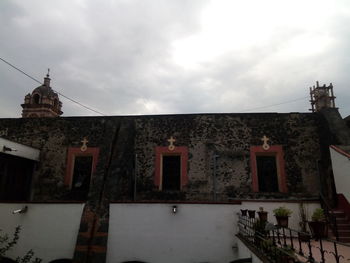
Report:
0,153,34,201
71,156,93,200
33,94,40,104
256,155,279,192
0,257,17,263
49,260,72,263
162,155,181,191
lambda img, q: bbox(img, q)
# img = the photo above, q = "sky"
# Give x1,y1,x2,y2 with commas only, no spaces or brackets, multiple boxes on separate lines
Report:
1,0,350,118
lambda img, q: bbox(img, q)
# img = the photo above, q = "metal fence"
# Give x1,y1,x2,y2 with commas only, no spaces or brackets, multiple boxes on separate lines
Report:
237,213,350,263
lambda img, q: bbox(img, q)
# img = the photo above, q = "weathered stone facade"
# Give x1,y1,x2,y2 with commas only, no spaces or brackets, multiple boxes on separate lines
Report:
0,112,333,202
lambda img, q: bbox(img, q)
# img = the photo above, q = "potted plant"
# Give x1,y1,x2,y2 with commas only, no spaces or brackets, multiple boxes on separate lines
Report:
257,207,268,222
248,209,256,219
308,208,327,240
240,209,248,216
298,203,311,242
273,206,292,228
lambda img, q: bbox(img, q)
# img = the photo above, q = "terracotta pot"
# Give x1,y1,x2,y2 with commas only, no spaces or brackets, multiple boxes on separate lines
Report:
248,210,256,219
276,215,289,228
308,221,327,240
258,211,268,222
241,209,248,216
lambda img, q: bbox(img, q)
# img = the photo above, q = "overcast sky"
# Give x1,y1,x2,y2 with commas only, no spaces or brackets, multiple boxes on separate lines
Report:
1,0,350,118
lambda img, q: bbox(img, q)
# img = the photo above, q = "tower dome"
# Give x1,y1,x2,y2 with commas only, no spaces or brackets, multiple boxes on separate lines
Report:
21,70,63,118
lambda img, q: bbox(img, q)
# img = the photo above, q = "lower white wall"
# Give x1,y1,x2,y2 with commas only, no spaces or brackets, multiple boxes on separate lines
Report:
107,201,320,263
107,203,239,263
330,146,350,201
236,238,262,263
0,201,320,263
0,203,84,263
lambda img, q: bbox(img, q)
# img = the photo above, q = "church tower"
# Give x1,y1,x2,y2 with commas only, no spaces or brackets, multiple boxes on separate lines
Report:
21,70,63,118
309,81,336,112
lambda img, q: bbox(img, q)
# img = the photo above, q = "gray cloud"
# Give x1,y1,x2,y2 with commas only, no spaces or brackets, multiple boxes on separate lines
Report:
1,0,350,118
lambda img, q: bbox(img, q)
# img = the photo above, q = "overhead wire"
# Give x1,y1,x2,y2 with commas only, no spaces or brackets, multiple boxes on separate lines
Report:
242,96,309,112
1,56,310,116
0,57,106,116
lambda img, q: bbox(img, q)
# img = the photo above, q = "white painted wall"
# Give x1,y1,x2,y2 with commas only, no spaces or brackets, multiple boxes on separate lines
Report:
108,203,239,263
236,238,261,263
330,146,350,201
0,203,84,263
107,201,320,263
0,138,40,161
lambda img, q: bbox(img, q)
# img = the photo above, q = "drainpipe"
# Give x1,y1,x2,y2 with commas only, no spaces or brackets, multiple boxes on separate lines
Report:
134,154,137,201
212,154,219,202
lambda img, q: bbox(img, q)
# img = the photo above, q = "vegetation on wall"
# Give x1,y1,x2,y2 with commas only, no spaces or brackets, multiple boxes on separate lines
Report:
0,226,42,263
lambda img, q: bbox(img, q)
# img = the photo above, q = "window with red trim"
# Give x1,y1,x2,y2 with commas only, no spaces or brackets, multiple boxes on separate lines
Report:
65,147,99,200
155,146,188,190
250,145,288,193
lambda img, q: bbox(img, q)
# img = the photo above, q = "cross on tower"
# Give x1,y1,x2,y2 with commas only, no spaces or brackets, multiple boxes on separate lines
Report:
261,135,270,150
167,136,176,151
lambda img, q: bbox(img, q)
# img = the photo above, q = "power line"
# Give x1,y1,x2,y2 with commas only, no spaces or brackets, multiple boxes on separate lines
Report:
242,96,308,112
0,57,106,116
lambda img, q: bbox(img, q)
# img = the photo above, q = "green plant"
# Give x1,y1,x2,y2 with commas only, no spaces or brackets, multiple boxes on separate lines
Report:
0,226,42,263
311,208,325,222
273,206,292,217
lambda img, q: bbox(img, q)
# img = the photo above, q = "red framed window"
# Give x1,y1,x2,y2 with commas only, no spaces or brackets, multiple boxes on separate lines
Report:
155,146,188,190
64,147,99,188
250,145,288,193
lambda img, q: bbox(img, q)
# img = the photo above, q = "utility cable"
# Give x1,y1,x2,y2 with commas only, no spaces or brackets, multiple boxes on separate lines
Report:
242,96,308,112
0,57,106,116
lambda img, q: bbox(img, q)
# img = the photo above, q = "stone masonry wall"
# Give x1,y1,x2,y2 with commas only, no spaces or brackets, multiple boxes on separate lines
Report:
134,113,323,201
0,112,326,202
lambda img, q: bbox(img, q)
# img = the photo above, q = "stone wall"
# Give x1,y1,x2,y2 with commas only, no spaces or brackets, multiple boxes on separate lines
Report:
0,112,327,202
134,113,323,201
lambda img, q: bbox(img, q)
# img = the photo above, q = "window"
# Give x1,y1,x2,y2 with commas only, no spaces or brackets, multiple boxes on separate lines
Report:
250,145,287,193
33,94,40,104
155,146,188,190
256,155,279,192
0,153,34,201
65,147,99,200
162,155,181,190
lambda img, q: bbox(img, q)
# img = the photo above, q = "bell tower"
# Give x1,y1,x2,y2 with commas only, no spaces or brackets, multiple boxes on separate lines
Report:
309,81,336,112
21,70,63,118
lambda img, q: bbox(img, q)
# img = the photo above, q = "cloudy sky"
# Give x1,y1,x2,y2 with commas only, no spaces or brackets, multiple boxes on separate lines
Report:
1,0,350,118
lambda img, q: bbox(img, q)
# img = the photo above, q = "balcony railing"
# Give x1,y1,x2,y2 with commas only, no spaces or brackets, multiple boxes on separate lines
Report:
237,213,350,263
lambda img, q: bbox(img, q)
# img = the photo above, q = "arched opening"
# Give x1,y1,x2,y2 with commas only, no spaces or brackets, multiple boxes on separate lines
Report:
0,257,17,263
33,94,40,104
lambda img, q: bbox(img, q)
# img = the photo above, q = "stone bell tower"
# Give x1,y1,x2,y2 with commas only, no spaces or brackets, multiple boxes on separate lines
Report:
309,81,336,112
21,70,63,118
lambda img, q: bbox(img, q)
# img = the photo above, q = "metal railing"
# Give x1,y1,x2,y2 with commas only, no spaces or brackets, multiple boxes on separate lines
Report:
320,193,339,241
237,213,350,263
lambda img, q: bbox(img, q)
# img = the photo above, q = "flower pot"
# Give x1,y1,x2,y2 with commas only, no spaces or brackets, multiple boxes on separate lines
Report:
308,221,327,240
248,210,256,219
258,211,268,222
275,215,289,228
241,209,248,216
